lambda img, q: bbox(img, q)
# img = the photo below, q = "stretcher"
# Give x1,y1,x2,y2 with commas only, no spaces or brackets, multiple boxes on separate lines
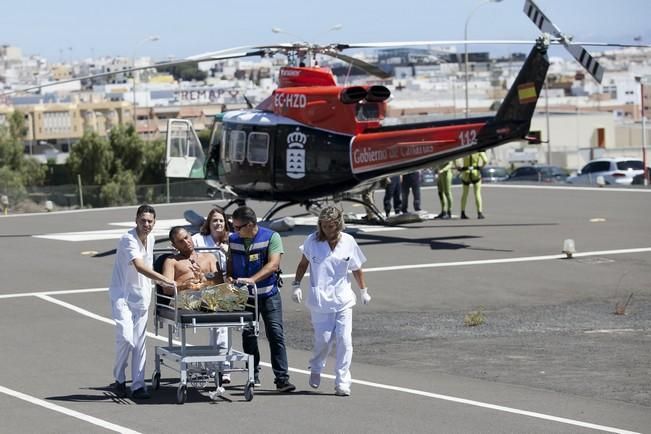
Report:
152,281,259,404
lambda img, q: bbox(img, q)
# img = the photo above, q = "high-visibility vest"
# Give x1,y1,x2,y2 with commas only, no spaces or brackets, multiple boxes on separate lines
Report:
230,226,278,298
458,152,487,184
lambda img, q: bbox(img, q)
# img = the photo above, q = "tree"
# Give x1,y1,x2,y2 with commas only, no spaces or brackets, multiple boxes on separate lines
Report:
139,139,166,185
0,110,46,203
67,131,113,185
156,63,207,81
108,125,144,177
100,170,137,207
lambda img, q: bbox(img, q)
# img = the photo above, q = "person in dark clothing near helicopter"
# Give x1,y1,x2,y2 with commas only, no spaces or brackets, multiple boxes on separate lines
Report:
400,170,423,214
227,206,296,393
383,175,402,217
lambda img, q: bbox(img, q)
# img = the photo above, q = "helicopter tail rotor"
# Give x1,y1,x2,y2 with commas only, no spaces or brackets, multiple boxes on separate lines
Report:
524,0,604,83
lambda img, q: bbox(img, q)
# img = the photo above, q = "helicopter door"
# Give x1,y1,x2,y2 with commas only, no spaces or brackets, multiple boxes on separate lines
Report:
165,119,206,178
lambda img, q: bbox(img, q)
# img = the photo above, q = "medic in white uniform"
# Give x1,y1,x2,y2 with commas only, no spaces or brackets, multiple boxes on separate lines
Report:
109,205,175,399
292,206,371,396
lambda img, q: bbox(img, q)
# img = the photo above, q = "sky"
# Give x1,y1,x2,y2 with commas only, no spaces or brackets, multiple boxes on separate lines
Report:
1,0,649,63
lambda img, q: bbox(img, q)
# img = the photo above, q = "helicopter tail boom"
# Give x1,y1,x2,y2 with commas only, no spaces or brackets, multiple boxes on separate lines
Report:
480,37,550,147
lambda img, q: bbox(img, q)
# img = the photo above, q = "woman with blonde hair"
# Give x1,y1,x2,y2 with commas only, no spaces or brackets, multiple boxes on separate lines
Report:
291,206,371,396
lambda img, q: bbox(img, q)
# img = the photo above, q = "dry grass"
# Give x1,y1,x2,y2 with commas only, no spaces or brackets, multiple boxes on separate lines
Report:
614,293,634,315
464,307,485,327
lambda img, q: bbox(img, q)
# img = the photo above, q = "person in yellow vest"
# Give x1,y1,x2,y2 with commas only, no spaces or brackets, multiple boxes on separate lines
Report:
434,161,453,219
456,151,488,219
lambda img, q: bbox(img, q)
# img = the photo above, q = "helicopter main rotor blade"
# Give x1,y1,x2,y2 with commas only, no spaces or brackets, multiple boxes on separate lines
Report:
326,51,391,79
524,0,603,83
0,48,272,97
336,40,534,50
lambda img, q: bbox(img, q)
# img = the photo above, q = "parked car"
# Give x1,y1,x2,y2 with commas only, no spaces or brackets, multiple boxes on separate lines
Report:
631,167,651,185
421,168,436,186
504,165,568,183
481,166,509,182
566,158,644,185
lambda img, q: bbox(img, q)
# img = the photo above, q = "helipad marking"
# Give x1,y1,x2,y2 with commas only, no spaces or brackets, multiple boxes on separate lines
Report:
34,217,403,242
33,218,190,242
31,293,641,434
0,385,141,434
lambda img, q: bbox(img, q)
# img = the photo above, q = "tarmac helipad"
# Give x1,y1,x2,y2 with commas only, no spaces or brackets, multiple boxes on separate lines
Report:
1,184,650,433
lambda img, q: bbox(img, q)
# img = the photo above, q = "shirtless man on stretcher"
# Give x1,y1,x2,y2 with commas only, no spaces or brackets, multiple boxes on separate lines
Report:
162,226,223,294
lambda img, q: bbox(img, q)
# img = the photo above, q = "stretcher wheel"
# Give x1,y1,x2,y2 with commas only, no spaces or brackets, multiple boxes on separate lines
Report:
152,371,161,390
244,382,254,401
176,385,187,404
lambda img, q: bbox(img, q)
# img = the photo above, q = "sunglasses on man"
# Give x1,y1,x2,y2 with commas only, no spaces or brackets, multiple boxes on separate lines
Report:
233,222,251,231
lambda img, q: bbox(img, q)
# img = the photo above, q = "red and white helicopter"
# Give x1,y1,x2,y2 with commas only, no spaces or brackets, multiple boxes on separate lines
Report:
166,0,646,221
4,1,648,222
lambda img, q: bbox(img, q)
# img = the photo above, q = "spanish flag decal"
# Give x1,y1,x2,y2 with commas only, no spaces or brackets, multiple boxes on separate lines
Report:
518,82,537,104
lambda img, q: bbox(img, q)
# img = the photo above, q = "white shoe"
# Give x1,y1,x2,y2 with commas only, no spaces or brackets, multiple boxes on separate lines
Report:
309,371,320,389
335,387,351,396
221,373,231,385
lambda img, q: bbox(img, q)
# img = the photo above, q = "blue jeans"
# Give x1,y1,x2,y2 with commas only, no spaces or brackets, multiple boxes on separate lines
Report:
242,291,290,383
401,172,421,212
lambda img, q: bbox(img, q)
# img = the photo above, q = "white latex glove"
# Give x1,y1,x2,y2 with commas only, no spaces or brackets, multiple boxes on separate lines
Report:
291,284,303,304
360,287,371,305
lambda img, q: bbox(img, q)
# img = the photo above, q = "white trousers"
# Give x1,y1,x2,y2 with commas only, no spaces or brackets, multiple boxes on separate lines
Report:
309,308,353,392
209,327,230,368
112,299,149,391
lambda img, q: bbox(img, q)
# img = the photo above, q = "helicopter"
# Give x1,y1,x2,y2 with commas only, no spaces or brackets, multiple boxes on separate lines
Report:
164,0,646,222
3,1,648,223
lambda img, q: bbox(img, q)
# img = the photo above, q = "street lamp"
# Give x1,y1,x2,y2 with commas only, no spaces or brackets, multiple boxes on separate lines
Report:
132,35,160,126
635,76,649,185
464,0,503,118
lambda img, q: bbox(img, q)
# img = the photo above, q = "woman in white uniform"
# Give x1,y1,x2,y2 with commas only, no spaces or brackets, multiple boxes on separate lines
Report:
291,206,371,396
192,207,231,383
109,204,176,399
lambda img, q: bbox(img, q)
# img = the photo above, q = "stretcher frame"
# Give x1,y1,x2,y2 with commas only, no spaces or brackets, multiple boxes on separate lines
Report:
152,282,259,404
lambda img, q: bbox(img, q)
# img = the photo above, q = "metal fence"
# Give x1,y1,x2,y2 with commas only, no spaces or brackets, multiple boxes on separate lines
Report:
1,180,221,213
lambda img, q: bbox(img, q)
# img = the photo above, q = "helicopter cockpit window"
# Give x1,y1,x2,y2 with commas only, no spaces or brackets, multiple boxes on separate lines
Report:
247,132,269,165
356,102,380,121
229,130,246,162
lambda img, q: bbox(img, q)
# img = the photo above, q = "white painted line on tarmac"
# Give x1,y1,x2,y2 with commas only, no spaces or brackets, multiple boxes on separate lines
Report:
482,184,651,193
32,218,187,242
348,378,640,434
281,246,651,278
0,287,108,300
2,246,650,299
0,385,141,434
36,294,115,326
34,216,402,242
36,294,180,346
359,247,651,274
32,294,640,434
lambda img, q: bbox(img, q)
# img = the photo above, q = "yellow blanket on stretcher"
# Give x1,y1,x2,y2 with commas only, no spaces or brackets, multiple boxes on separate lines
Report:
177,283,249,312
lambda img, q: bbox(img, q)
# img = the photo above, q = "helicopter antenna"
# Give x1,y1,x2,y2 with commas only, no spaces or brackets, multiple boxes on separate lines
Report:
242,94,253,109
343,62,354,87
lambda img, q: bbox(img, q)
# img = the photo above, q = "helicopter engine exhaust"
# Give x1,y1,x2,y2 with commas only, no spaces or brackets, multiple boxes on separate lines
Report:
365,85,391,102
340,86,367,104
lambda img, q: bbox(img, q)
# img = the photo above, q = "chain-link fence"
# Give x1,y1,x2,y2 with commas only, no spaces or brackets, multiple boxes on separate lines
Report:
1,180,222,214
